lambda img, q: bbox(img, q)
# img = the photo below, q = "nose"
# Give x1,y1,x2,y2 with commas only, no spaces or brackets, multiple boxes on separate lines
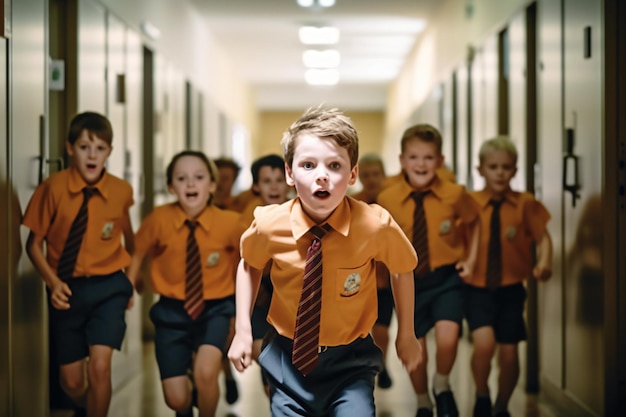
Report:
315,166,329,183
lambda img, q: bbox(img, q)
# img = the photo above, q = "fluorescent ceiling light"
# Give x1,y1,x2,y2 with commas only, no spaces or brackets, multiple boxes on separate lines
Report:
305,69,339,86
302,49,340,68
299,26,340,45
297,0,335,7
140,21,161,41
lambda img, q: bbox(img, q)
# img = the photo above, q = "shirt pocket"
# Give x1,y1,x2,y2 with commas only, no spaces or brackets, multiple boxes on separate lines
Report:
335,262,370,300
99,217,123,241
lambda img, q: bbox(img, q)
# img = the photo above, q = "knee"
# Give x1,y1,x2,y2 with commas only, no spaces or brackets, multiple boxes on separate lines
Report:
194,361,221,388
473,340,496,359
60,372,86,397
88,357,111,385
164,392,191,412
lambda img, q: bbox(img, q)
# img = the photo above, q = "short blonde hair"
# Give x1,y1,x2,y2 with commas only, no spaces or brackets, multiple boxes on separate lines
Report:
400,124,443,154
281,106,359,168
478,136,518,165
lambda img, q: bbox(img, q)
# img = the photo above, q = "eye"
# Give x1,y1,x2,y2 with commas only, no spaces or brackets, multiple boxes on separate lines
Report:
195,174,205,181
97,145,107,152
329,162,341,170
302,162,314,169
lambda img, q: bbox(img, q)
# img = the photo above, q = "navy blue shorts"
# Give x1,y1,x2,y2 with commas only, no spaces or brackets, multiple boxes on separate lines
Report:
463,283,527,344
48,270,133,365
375,288,395,326
259,332,382,417
414,264,463,338
150,295,235,379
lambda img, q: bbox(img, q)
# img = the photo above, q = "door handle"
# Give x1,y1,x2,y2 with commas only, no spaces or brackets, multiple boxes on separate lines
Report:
563,128,581,207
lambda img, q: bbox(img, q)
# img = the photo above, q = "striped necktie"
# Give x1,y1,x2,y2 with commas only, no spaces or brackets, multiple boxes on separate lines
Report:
184,220,205,319
486,199,503,290
292,224,331,376
57,187,95,280
411,191,430,279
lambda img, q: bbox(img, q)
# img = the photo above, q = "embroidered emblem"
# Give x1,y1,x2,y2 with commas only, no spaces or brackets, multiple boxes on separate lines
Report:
439,219,452,235
506,226,516,239
101,222,114,240
207,252,220,267
340,273,361,297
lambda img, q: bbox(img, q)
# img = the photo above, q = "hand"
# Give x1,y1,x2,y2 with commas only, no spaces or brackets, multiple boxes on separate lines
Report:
533,263,552,281
227,332,254,373
50,280,72,310
395,333,423,373
455,260,473,279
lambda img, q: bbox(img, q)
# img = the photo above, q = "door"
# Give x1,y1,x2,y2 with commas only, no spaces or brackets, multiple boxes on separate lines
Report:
11,0,48,414
562,0,604,414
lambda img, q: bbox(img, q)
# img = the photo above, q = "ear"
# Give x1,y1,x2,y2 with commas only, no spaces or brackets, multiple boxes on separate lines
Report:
477,164,485,178
208,180,217,194
348,164,358,186
435,154,444,168
285,163,295,187
252,183,261,194
65,141,74,157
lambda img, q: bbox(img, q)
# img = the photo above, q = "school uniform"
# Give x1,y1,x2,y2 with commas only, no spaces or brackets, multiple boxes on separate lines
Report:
241,196,417,417
135,203,244,379
22,166,134,364
378,176,479,338
464,190,551,343
350,191,394,326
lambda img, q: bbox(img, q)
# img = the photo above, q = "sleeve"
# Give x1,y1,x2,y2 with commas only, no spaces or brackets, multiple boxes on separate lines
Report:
22,180,56,237
239,208,272,269
455,188,480,225
134,211,158,255
524,197,551,242
376,208,418,274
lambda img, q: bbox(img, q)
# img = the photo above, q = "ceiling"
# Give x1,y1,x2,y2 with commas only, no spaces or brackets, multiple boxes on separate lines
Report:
189,0,442,111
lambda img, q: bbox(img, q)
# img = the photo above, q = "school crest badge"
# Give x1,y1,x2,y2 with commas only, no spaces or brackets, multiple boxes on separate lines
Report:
206,252,220,267
340,273,361,297
101,222,114,240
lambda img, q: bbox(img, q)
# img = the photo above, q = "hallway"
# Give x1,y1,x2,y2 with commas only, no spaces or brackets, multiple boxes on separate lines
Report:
98,322,559,417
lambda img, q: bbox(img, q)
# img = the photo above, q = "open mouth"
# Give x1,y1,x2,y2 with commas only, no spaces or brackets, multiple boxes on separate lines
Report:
86,163,97,170
185,192,199,199
314,190,330,199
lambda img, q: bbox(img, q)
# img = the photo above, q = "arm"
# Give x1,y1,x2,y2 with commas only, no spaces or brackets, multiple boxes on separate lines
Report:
228,259,263,372
121,209,135,256
533,230,553,281
26,231,72,310
457,217,480,278
389,271,423,372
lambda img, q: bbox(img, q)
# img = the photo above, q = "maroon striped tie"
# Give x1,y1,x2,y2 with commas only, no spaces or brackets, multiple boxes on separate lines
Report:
486,199,503,290
184,220,205,319
57,187,95,280
292,224,331,376
411,191,430,278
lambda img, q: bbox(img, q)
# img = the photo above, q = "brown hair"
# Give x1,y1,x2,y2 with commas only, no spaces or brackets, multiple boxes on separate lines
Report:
67,112,113,145
281,106,359,168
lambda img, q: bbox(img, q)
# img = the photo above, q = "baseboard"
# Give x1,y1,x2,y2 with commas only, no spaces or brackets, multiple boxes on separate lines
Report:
540,376,599,417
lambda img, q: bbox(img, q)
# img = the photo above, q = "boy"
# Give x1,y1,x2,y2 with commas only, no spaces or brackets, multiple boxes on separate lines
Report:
378,124,480,417
350,153,395,389
23,112,135,417
465,137,552,417
228,107,422,417
241,153,290,396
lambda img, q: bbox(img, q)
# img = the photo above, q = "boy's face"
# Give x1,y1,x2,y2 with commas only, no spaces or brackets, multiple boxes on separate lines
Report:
478,149,517,196
168,155,216,217
253,166,289,205
286,133,357,224
358,162,385,195
216,166,237,198
65,130,112,185
399,139,443,190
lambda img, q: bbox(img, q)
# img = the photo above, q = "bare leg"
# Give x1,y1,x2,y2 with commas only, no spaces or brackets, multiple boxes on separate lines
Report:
194,345,223,417
494,343,519,413
59,358,88,407
470,327,496,397
85,345,114,417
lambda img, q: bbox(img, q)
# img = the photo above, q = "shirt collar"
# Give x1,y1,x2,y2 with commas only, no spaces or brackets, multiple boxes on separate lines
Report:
67,166,110,199
398,176,445,202
290,197,351,240
172,203,214,231
474,189,519,208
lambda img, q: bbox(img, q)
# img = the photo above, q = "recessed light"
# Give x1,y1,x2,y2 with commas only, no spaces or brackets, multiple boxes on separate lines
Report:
297,0,314,7
302,49,340,68
299,26,340,45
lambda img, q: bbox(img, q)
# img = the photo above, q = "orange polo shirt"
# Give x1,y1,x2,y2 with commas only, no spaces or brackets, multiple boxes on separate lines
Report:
467,190,551,288
135,203,245,300
378,177,478,269
240,196,417,346
23,166,133,277
383,167,456,190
